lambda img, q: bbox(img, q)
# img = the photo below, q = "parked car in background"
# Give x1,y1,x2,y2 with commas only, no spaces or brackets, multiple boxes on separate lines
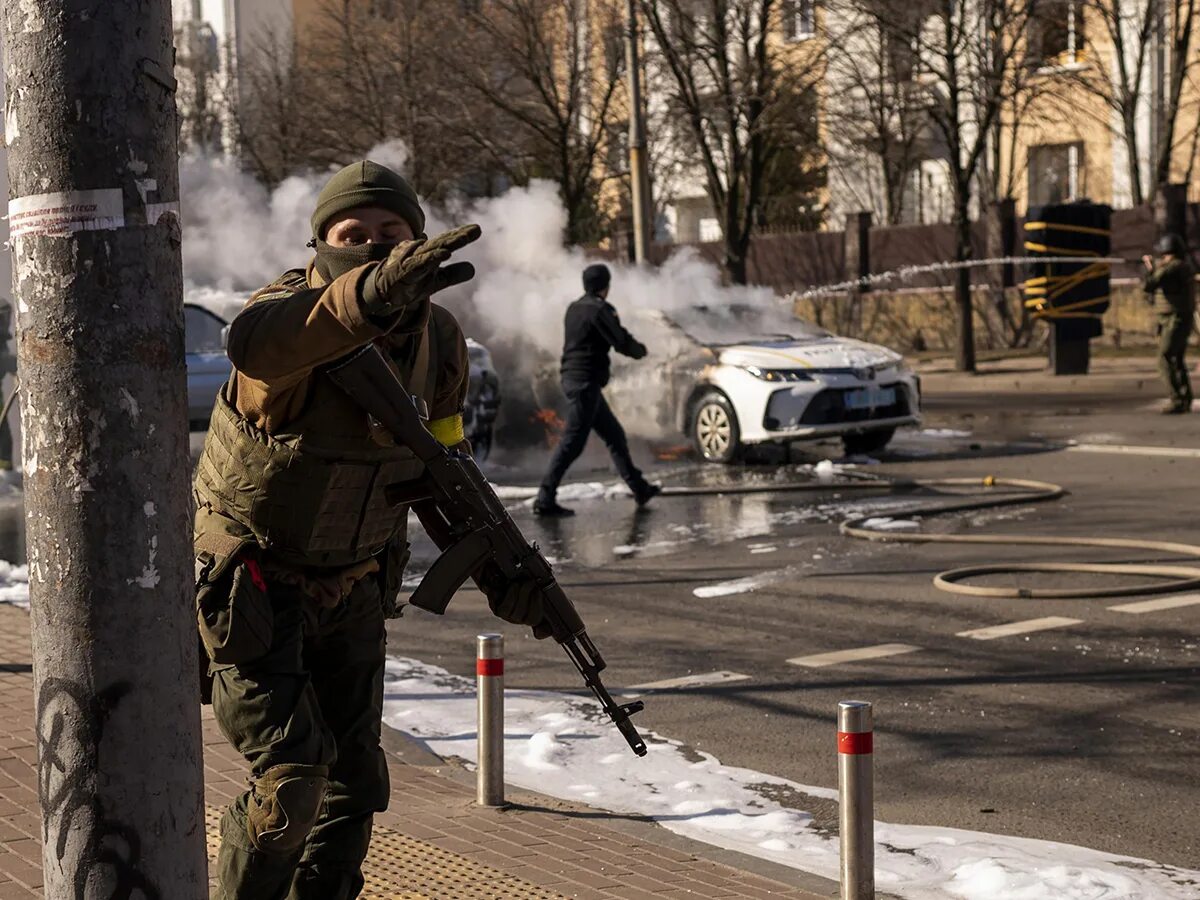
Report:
607,304,921,463
464,338,501,460
184,302,231,427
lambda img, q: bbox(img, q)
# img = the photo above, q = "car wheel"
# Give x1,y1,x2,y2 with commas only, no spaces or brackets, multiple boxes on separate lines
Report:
842,427,895,456
691,391,741,463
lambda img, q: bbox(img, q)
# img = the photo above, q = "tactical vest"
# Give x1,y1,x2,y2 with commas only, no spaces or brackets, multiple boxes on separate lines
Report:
194,314,439,570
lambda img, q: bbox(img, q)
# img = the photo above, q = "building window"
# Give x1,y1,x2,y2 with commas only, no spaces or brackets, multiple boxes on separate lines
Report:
785,0,816,40
1034,0,1084,66
1028,142,1083,207
698,217,722,243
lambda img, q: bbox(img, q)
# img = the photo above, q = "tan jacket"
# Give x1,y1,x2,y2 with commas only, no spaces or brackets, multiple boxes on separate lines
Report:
225,261,469,439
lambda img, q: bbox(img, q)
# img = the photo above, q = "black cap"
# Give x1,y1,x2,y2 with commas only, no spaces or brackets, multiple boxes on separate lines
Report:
1155,233,1186,256
582,263,611,294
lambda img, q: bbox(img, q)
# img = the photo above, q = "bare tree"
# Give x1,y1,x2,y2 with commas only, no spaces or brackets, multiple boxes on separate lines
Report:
823,0,934,224
231,31,322,187
1059,0,1199,205
852,0,1043,371
638,0,825,283
438,0,626,244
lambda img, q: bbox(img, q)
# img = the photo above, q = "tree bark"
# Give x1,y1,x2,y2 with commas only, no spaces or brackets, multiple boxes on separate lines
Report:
954,212,977,372
3,2,207,897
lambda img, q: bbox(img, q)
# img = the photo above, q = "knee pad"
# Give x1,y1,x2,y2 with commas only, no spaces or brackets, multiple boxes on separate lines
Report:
247,763,329,855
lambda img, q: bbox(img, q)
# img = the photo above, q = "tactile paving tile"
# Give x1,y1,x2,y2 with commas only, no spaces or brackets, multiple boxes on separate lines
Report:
206,805,566,899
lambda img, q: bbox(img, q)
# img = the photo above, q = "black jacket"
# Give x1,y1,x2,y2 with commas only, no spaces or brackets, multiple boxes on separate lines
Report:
559,292,647,386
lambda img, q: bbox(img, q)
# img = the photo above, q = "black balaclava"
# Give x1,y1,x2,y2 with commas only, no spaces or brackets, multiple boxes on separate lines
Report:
313,240,394,282
310,160,426,281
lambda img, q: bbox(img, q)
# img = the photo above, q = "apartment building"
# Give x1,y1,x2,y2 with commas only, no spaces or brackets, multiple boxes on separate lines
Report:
823,0,1200,225
171,0,296,154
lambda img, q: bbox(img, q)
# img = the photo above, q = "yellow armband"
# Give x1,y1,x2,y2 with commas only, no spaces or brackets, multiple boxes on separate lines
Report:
428,414,465,447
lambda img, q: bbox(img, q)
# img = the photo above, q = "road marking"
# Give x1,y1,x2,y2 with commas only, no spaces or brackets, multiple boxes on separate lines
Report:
623,670,751,693
787,643,921,668
1109,594,1200,614
1068,443,1200,459
956,616,1083,640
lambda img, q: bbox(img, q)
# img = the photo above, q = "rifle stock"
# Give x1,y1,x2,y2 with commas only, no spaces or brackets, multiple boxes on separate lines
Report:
324,344,648,757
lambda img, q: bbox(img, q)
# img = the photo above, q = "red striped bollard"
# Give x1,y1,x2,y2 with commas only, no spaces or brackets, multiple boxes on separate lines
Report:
476,633,505,807
838,700,874,899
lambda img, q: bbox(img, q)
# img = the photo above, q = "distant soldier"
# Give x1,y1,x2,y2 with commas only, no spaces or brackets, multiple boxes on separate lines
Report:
1142,233,1196,414
534,263,660,516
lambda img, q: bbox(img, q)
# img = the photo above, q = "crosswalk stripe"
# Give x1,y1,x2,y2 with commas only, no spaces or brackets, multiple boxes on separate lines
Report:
1108,594,1200,614
1068,443,1200,459
627,670,752,692
786,643,921,668
956,616,1082,640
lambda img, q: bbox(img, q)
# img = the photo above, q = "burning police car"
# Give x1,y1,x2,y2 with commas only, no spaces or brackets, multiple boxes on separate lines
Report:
609,304,921,463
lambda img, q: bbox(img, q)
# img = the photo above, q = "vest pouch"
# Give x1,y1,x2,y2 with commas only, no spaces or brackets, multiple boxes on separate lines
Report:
195,539,274,665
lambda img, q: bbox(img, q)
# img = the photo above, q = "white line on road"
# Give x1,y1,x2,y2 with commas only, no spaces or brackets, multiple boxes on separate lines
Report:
956,616,1083,640
1108,594,1200,614
787,643,921,668
1067,443,1200,459
627,670,752,692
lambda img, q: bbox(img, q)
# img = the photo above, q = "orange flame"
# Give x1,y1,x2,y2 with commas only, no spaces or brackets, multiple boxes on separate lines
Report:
531,408,566,448
653,443,692,461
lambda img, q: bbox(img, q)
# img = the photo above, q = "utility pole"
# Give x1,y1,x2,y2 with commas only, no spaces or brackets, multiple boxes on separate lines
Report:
1150,0,1166,196
3,3,207,897
625,0,653,264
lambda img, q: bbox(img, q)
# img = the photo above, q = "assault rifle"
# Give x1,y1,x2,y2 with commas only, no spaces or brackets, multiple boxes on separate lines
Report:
325,344,648,757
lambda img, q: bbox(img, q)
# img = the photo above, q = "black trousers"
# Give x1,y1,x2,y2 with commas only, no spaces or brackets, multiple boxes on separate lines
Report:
538,380,648,503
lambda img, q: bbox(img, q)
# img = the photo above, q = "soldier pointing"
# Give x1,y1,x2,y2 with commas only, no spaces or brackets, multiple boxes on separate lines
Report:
193,160,548,899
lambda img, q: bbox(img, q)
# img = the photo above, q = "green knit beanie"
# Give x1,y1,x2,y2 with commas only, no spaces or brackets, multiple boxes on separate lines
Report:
310,160,426,240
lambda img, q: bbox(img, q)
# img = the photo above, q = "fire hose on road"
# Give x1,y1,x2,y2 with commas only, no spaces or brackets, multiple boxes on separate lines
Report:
663,475,1200,599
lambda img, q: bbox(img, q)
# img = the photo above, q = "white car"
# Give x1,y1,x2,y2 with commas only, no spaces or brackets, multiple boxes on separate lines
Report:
609,304,921,463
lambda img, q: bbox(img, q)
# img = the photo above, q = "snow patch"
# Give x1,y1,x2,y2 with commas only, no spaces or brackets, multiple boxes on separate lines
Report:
382,656,1200,900
692,569,788,598
858,516,920,531
0,562,29,608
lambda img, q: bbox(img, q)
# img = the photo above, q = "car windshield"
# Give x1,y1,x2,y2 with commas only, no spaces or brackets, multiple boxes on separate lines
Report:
665,304,829,346
185,305,227,354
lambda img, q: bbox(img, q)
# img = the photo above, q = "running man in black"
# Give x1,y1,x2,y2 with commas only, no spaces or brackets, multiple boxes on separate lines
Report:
534,264,660,517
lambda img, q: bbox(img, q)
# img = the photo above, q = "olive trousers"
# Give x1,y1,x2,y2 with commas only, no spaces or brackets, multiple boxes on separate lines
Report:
1157,311,1194,411
210,577,389,900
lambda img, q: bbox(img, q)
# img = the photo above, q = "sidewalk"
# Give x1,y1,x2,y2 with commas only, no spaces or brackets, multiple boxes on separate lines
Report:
916,350,1169,394
0,606,830,899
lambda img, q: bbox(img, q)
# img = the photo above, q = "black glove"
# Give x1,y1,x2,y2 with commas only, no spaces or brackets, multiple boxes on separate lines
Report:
362,224,481,316
484,571,552,639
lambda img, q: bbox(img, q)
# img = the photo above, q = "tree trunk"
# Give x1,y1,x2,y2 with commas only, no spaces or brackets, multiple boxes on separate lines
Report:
724,245,749,285
3,3,208,897
954,212,976,372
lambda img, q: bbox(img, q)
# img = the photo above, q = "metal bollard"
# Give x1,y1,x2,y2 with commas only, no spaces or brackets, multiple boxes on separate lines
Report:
476,633,505,807
838,700,874,900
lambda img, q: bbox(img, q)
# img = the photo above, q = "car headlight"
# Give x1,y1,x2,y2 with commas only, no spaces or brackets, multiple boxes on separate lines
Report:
742,366,813,382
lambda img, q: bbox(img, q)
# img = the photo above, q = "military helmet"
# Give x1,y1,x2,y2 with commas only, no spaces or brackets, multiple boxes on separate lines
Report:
1154,232,1186,256
311,160,425,240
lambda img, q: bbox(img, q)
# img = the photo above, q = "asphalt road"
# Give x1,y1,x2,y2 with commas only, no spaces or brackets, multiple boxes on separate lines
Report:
388,362,1200,870
2,356,1192,869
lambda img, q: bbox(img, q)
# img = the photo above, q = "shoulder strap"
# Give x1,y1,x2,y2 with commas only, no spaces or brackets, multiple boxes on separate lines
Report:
407,325,432,402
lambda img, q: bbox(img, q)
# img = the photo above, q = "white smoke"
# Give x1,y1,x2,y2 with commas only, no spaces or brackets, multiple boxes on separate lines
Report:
178,143,778,438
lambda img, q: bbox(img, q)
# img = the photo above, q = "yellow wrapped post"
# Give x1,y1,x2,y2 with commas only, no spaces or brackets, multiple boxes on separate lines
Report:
1022,203,1112,375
